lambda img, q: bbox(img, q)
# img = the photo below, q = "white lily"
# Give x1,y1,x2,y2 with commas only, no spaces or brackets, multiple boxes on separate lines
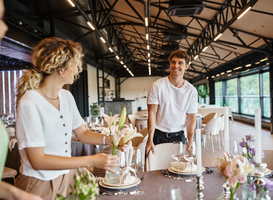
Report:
102,114,119,129
110,125,122,146
121,124,143,143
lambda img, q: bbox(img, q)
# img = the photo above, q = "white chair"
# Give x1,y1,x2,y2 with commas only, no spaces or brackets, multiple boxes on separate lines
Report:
202,112,217,127
132,127,148,147
201,117,221,152
128,114,139,128
135,118,147,132
146,143,174,171
134,110,148,118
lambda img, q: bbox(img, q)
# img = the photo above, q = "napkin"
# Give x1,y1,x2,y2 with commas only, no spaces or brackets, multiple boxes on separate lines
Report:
171,162,197,172
122,173,137,185
8,139,17,152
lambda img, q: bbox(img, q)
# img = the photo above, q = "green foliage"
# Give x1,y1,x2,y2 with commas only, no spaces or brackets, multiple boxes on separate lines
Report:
55,169,99,200
90,103,100,116
198,84,209,99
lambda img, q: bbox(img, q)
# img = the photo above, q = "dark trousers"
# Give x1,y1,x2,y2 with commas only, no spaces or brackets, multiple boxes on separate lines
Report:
153,129,186,145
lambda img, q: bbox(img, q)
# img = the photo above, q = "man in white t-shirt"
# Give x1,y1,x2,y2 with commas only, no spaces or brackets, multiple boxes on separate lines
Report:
145,50,198,155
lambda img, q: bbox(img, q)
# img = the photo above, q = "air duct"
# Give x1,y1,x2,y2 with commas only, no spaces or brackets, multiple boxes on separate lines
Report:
168,0,205,17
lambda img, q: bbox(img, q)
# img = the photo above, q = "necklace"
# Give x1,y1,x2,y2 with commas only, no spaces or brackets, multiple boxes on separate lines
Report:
38,88,59,100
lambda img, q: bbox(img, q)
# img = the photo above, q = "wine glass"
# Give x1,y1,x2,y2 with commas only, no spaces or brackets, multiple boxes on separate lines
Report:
172,141,184,180
114,152,128,196
130,149,144,195
233,141,239,158
91,116,101,132
184,141,197,183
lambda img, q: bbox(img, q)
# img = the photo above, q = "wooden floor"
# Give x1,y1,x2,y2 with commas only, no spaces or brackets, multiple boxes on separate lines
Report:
202,120,273,167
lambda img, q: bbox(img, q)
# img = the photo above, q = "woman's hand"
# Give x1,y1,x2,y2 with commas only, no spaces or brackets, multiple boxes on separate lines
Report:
90,153,120,172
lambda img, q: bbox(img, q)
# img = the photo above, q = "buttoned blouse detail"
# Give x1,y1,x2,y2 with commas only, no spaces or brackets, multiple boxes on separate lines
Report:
16,89,83,181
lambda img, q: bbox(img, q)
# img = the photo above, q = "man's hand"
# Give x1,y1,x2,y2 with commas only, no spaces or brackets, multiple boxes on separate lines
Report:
145,139,155,155
187,139,193,151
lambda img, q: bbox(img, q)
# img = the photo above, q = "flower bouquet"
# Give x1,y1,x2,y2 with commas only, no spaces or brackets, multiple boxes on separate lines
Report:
102,107,143,155
55,169,99,200
102,107,143,184
239,135,273,199
214,151,256,200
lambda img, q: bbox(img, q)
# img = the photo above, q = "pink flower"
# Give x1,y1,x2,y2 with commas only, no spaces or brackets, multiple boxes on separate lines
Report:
102,114,119,129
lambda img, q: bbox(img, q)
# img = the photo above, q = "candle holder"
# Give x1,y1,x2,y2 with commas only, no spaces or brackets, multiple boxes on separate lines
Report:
196,175,204,200
254,163,265,200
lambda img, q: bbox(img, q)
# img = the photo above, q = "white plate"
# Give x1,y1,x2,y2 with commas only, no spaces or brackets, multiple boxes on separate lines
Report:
168,166,206,175
101,177,138,187
264,168,271,176
99,178,140,189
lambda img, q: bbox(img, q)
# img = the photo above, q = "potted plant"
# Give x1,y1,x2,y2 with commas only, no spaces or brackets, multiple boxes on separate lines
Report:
198,84,209,103
90,102,100,117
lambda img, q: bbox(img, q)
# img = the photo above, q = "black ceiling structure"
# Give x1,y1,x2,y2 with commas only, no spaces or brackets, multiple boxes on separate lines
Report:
2,0,273,84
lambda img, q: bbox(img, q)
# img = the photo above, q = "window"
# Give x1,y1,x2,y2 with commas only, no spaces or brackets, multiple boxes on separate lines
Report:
226,78,238,112
240,74,259,115
262,72,270,118
197,85,204,104
215,81,223,107
0,70,23,115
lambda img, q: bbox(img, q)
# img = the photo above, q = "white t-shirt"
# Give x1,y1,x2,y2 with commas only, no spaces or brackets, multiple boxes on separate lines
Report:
147,77,198,132
16,89,83,181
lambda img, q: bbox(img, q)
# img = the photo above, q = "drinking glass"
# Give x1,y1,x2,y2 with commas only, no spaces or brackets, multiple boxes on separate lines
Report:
130,149,144,195
184,141,197,183
172,141,184,180
91,116,101,132
114,152,128,196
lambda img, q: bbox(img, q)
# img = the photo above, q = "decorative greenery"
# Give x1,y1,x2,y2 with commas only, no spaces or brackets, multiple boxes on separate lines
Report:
198,84,209,99
90,103,100,117
55,169,99,200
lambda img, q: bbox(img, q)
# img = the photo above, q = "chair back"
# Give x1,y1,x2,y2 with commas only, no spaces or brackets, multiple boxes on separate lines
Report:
203,117,221,136
262,150,273,170
202,112,217,124
128,114,139,127
146,143,175,171
219,115,225,131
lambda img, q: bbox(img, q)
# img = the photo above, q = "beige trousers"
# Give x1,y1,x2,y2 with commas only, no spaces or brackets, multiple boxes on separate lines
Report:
15,169,78,200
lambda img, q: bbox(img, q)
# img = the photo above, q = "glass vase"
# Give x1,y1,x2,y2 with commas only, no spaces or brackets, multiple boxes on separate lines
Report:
263,190,271,200
105,166,120,184
242,175,256,200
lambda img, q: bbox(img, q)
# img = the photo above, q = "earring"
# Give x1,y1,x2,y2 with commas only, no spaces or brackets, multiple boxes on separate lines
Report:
60,75,64,78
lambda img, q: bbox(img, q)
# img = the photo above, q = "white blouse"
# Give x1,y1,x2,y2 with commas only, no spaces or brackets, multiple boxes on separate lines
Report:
16,89,83,181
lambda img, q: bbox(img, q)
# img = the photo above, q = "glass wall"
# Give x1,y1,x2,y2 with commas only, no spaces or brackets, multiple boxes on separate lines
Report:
240,74,259,115
208,71,270,119
262,72,270,118
215,81,223,106
226,78,238,112
197,85,204,104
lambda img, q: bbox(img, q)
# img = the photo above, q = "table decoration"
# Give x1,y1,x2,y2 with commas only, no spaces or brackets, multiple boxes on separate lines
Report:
103,107,143,184
55,169,99,200
196,175,204,200
214,151,256,200
239,135,266,199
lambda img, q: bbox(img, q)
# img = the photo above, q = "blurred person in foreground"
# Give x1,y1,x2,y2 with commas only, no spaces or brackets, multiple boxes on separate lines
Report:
14,36,122,200
0,0,42,199
145,50,198,155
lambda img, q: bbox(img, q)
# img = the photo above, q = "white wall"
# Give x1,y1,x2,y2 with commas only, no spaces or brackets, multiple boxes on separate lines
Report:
87,64,116,116
120,76,161,110
87,63,161,114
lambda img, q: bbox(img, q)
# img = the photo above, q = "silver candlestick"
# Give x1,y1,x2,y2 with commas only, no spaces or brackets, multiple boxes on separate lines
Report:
196,175,204,200
254,163,265,200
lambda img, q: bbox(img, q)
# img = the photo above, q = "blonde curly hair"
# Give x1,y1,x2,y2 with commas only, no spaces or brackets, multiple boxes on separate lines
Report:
16,37,83,106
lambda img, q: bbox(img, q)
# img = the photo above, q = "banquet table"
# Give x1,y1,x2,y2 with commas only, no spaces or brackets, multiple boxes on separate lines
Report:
97,168,273,200
5,137,105,175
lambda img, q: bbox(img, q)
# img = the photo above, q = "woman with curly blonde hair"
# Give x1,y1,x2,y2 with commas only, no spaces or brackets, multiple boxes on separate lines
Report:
15,37,119,200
